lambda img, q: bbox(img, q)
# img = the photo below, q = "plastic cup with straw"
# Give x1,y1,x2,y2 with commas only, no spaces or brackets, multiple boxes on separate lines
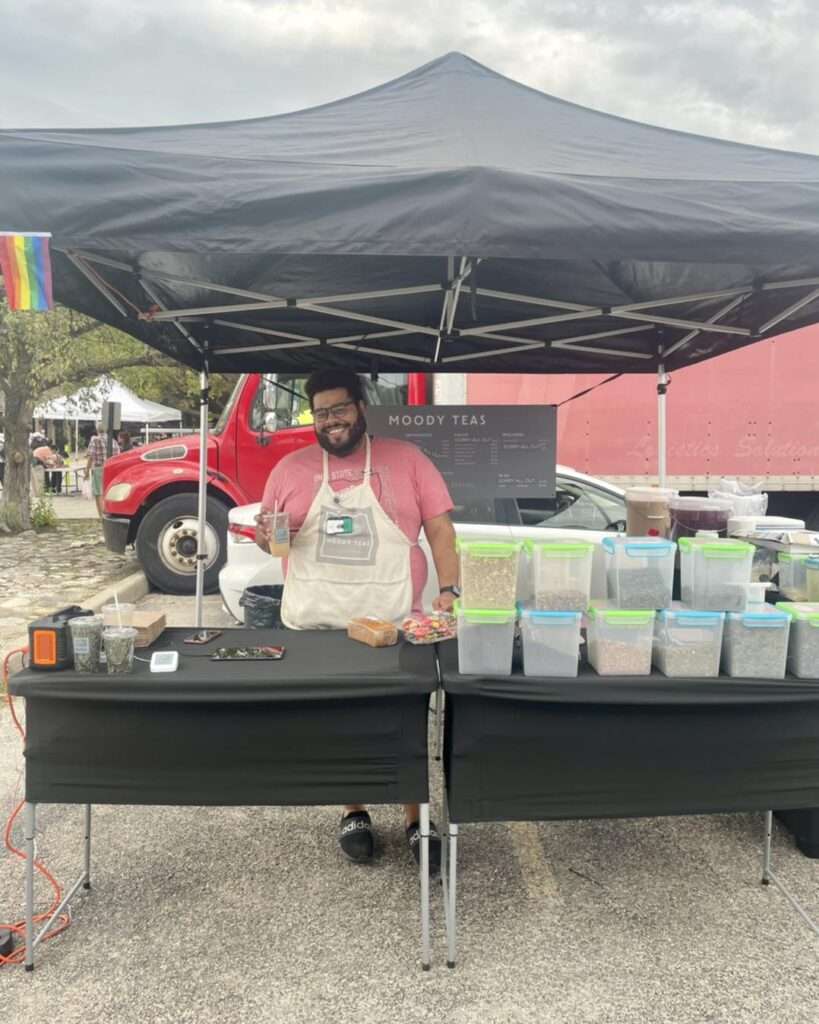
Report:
102,593,134,628
265,500,290,558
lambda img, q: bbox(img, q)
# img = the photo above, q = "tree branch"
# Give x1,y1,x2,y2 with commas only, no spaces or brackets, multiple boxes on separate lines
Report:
34,353,173,398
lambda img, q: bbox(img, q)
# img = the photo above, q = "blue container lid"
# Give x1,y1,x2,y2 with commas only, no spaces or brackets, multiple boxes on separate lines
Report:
602,536,675,555
519,607,582,623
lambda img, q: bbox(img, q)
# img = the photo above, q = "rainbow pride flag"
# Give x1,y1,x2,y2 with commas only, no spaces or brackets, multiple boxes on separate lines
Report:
0,232,54,311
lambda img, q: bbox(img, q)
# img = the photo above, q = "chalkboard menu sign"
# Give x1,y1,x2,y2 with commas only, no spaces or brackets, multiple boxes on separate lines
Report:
366,405,556,500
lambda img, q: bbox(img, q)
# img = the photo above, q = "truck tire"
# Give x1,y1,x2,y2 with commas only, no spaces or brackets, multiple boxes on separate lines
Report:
136,493,229,595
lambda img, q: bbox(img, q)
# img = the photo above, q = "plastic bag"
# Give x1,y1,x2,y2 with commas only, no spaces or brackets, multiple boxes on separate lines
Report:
401,613,457,645
709,477,768,516
239,585,283,628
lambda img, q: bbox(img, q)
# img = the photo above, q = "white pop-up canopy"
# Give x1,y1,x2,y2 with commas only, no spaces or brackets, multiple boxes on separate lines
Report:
34,376,182,424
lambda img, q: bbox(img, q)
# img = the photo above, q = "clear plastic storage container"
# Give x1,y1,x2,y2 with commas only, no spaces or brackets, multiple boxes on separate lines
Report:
721,607,790,679
678,535,711,605
454,601,516,676
669,497,732,541
776,602,819,679
526,540,593,612
625,486,674,538
602,536,675,610
778,552,813,602
519,607,582,677
807,558,819,603
586,607,656,676
457,539,523,610
653,608,725,678
678,539,754,612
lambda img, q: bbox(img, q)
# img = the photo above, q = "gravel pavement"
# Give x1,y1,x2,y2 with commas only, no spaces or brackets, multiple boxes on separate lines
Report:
2,593,818,1023
0,498,138,657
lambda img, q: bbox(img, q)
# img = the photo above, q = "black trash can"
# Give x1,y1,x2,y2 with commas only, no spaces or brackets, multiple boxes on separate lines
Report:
239,585,283,628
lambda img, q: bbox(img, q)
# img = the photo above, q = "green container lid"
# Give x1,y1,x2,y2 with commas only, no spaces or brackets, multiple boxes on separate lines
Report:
456,539,524,558
587,607,655,626
776,601,819,625
699,541,753,559
778,552,813,563
524,539,593,557
453,599,516,624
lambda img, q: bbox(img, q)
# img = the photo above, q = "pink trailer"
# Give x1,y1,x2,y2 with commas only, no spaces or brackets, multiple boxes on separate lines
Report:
468,324,819,527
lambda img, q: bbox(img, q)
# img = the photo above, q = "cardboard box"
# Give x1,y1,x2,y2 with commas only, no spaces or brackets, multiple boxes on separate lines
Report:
132,610,166,648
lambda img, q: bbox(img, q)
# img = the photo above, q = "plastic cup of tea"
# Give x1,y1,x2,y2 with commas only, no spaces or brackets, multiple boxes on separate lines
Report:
69,614,104,673
101,602,135,628
260,511,290,559
103,626,138,675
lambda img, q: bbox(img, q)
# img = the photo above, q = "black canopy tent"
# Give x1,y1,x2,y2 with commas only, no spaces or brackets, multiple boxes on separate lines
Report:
4,51,819,618
4,52,819,376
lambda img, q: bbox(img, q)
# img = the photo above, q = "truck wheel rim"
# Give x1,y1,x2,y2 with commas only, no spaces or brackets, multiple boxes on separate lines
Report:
157,516,221,576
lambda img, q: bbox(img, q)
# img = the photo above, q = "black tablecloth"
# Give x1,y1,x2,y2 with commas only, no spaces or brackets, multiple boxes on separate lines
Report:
438,640,819,825
11,629,437,806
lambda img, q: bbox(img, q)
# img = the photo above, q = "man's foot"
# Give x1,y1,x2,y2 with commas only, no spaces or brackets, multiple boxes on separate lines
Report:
338,810,375,863
406,820,442,876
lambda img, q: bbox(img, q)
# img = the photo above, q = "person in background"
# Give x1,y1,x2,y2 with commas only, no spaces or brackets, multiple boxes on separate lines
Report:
117,430,134,452
257,368,459,874
32,436,64,494
85,421,120,517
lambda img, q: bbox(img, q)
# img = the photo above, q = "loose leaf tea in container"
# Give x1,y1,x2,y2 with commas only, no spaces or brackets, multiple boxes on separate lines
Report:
103,626,138,675
457,540,523,610
69,614,104,673
527,541,594,613
587,608,655,676
722,611,790,679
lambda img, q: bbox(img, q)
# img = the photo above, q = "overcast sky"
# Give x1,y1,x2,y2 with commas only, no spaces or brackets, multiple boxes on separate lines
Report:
1,0,817,153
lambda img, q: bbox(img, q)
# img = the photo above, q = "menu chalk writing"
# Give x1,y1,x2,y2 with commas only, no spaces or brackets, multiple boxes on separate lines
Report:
367,405,556,499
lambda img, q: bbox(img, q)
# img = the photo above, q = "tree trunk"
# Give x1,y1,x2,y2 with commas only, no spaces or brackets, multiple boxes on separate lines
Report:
0,388,33,531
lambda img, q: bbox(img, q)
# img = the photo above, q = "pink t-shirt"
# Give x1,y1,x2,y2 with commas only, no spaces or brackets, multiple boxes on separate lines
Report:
261,437,454,611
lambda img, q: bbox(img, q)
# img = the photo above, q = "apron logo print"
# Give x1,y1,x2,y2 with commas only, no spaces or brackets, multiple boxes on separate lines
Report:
316,505,379,565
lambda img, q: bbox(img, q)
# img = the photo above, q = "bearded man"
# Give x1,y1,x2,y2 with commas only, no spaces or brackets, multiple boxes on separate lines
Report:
257,368,459,872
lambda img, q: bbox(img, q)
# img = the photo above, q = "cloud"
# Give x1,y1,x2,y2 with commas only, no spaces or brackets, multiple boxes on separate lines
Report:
0,0,816,153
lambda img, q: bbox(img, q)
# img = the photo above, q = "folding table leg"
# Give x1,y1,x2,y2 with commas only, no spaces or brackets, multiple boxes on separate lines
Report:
83,805,92,889
435,689,445,762
446,821,458,967
760,810,819,936
761,810,773,886
24,802,36,972
419,802,431,970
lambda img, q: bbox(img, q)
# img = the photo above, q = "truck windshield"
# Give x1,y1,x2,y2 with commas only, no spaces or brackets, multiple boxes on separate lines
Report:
211,374,246,436
251,373,409,429
363,374,408,406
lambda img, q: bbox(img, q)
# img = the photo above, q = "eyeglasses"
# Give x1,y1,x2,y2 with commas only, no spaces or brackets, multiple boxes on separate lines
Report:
313,400,356,423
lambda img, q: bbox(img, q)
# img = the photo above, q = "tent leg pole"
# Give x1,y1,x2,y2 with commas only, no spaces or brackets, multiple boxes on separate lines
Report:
195,364,209,629
657,363,668,488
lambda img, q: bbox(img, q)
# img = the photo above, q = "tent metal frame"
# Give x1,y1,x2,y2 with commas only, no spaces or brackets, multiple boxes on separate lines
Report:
65,249,819,369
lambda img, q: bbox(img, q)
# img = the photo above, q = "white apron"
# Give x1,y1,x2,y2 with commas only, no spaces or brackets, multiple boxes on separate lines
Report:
281,436,414,630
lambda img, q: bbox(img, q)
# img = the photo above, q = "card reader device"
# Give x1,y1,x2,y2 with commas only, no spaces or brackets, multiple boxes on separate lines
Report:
150,651,179,673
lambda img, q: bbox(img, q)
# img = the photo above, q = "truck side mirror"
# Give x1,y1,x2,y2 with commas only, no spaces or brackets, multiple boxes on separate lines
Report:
263,411,278,433
262,383,278,410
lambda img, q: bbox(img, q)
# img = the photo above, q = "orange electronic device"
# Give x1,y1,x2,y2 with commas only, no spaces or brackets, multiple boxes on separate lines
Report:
28,606,93,670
